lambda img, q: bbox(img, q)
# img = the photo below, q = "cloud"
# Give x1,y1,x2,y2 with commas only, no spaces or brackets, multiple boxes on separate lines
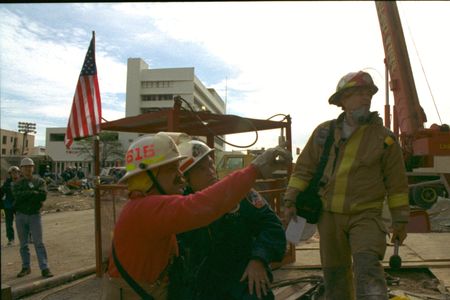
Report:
0,8,127,145
1,2,449,151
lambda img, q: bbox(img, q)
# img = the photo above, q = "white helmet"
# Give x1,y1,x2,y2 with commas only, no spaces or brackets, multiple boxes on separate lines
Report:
8,166,20,173
178,140,214,173
20,157,35,167
120,132,187,183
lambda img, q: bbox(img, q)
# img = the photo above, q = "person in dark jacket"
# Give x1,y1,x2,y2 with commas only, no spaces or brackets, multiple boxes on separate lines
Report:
12,157,53,278
173,140,287,300
1,166,21,245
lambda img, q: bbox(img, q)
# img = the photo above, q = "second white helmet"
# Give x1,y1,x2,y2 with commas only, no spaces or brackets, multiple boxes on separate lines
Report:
120,132,187,183
178,140,214,173
20,157,35,167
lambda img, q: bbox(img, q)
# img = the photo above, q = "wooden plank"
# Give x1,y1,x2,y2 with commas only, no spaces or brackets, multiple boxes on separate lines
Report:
403,233,450,261
429,268,450,292
383,243,424,263
281,233,450,271
282,261,450,270
290,250,321,268
284,246,422,269
383,261,450,268
273,269,322,282
274,283,314,300
296,237,320,250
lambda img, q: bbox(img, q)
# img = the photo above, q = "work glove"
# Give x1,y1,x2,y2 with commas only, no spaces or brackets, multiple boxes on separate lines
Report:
251,146,292,179
283,188,300,224
390,205,409,244
391,222,407,244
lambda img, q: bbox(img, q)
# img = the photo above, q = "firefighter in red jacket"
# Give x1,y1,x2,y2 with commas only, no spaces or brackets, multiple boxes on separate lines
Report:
284,71,410,300
102,132,291,300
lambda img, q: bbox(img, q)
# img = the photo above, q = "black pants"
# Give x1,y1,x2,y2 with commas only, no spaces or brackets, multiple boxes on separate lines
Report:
4,208,15,242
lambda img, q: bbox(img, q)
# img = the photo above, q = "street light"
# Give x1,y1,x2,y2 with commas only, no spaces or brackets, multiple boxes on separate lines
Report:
18,122,36,155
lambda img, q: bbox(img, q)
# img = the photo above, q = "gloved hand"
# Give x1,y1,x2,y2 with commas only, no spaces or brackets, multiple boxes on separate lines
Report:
283,188,300,224
251,146,292,179
283,206,297,225
391,222,407,244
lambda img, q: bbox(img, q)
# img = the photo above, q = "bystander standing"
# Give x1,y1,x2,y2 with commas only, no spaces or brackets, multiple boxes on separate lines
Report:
1,166,22,246
12,157,54,278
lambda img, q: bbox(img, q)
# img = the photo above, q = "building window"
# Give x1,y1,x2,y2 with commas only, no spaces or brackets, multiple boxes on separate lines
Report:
2,148,5,155
141,94,173,101
2,136,6,144
141,81,172,89
50,133,65,142
10,137,13,143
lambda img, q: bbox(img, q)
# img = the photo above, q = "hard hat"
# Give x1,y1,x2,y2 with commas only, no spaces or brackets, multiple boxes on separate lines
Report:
20,157,35,167
8,166,20,173
178,140,214,174
328,71,378,106
120,132,187,183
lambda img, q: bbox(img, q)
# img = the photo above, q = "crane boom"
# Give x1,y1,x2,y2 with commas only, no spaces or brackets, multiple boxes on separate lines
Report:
375,1,427,136
375,1,450,210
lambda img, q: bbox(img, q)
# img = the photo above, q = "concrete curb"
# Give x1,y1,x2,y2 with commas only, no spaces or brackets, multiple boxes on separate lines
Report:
11,265,96,299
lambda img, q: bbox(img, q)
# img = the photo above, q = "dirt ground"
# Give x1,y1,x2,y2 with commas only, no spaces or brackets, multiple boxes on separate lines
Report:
41,189,96,212
1,191,96,290
2,191,450,299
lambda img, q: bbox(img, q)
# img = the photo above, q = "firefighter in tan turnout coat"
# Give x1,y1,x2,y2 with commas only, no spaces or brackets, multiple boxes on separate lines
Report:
284,71,410,300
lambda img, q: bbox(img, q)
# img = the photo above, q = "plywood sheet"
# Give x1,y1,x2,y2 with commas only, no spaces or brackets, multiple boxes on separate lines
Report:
429,268,450,291
274,283,314,300
383,243,423,263
404,233,450,261
284,233,450,270
283,250,321,269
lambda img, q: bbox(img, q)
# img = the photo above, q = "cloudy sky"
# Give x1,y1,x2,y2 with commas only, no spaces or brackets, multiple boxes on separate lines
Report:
1,2,449,152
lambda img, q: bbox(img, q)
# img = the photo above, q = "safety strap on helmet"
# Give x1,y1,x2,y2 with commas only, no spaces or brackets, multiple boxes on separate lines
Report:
146,170,167,195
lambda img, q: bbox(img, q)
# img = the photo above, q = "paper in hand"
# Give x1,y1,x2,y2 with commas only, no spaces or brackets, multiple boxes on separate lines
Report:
285,216,307,245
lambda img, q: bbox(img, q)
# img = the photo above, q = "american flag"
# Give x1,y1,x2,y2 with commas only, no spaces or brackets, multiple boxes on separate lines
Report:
65,32,102,149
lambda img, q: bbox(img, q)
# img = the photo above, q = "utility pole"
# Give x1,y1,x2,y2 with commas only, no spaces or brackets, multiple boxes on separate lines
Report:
18,122,36,155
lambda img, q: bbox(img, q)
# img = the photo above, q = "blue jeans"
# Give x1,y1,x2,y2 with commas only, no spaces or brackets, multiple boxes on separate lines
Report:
15,212,49,270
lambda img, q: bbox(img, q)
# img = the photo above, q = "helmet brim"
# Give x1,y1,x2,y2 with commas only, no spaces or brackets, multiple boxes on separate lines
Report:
180,148,215,174
328,85,378,106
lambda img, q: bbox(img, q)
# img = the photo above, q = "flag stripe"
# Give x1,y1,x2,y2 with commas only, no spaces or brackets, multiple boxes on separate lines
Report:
85,76,96,135
80,77,92,135
78,79,90,136
75,83,86,136
90,76,101,132
65,34,102,148
93,76,101,132
73,93,81,138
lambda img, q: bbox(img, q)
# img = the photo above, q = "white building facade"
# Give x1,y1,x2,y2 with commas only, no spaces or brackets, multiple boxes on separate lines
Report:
45,128,122,176
45,127,91,176
120,58,226,149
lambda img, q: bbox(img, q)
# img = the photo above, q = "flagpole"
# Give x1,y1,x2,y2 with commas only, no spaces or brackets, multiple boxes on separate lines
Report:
94,134,102,277
90,30,103,278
